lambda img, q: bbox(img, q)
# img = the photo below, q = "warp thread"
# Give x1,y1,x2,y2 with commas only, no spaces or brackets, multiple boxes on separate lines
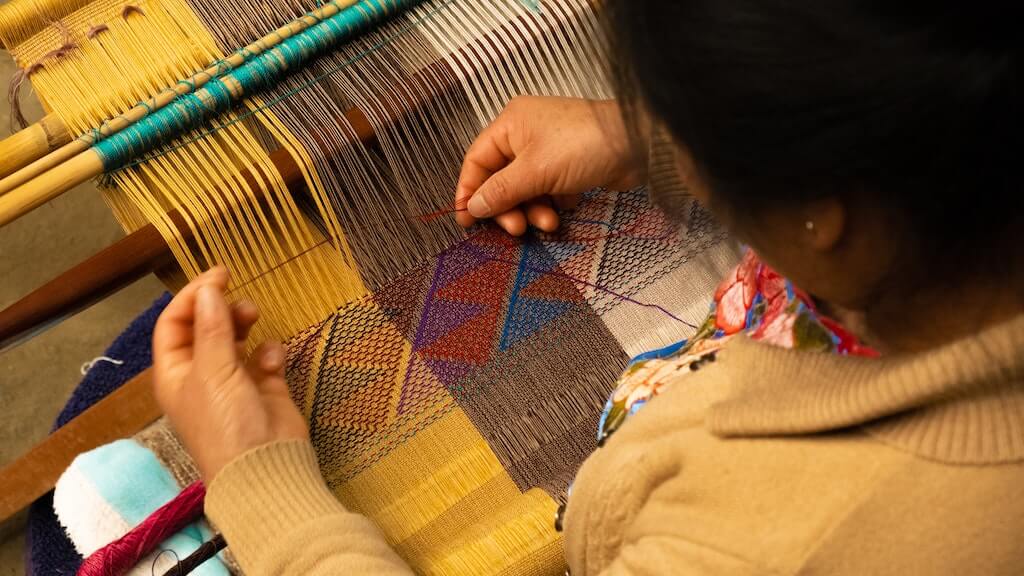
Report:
80,356,125,375
7,4,147,133
226,200,692,329
6,20,77,131
93,0,420,171
78,481,206,576
157,535,227,576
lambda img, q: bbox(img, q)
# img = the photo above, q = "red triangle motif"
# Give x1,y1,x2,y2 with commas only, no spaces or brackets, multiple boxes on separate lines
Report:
419,309,499,365
435,259,511,306
518,269,586,302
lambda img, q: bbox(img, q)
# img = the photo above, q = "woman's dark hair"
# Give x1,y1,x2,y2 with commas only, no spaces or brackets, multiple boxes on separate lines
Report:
607,1,1020,264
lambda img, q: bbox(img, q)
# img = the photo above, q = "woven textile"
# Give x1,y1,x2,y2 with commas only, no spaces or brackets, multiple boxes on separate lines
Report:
283,189,736,573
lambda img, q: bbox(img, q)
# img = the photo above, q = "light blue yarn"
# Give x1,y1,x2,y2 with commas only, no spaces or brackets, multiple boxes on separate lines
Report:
94,0,418,171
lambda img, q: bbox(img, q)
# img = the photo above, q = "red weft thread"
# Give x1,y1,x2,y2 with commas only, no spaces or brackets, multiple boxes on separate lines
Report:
413,206,468,223
77,481,206,576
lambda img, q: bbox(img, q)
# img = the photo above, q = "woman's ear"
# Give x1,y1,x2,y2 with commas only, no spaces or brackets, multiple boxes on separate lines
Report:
803,197,845,252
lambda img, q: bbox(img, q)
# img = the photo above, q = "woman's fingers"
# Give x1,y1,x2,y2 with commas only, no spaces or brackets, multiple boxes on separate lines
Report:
467,158,552,220
153,267,229,374
246,342,289,396
494,209,528,236
251,342,286,375
554,194,581,211
232,300,260,357
526,199,560,232
456,118,515,228
193,283,241,384
232,300,259,343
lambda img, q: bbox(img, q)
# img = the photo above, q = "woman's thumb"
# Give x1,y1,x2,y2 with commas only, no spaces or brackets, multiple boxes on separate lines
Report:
467,159,546,219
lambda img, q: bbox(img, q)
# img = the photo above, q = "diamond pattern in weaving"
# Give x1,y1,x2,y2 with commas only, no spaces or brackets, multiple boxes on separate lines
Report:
285,191,725,496
286,219,627,488
542,188,725,316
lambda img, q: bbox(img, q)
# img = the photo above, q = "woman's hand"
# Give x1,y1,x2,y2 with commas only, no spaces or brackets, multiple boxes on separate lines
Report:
152,267,309,483
456,96,647,236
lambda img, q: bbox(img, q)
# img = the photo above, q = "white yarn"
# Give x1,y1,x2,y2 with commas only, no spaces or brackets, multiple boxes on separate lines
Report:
80,356,124,375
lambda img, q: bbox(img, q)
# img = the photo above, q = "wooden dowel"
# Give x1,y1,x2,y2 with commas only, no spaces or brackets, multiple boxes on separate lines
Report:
0,369,162,524
0,0,360,195
0,149,102,226
0,114,67,181
0,213,176,352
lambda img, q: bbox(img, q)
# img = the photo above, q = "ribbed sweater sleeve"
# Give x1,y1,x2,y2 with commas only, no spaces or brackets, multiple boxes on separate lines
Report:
205,439,413,576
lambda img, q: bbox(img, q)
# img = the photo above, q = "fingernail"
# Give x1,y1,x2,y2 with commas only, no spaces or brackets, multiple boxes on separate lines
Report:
467,194,490,218
197,285,216,318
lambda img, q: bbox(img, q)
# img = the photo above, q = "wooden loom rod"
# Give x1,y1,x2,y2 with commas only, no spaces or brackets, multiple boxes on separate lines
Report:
0,114,67,180
0,0,420,227
0,0,361,194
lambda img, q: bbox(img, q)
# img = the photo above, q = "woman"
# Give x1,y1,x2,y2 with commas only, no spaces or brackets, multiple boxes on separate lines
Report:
153,1,1023,574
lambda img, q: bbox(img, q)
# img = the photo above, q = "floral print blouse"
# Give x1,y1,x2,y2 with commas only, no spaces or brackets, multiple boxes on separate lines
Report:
596,250,879,443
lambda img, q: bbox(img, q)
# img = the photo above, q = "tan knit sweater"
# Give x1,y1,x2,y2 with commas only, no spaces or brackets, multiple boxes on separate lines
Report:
206,314,1024,575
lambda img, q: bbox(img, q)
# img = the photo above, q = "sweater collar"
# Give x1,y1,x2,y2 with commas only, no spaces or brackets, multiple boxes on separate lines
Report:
707,314,1024,464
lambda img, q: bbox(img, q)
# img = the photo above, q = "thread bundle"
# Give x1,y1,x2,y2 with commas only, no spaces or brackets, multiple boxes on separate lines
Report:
77,482,206,576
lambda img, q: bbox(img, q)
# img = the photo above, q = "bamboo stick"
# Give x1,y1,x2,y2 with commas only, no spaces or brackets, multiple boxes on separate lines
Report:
0,114,67,181
0,149,101,225
0,0,360,194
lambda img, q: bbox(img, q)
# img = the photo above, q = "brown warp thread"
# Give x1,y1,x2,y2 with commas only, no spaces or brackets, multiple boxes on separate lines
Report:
121,5,146,18
86,24,110,39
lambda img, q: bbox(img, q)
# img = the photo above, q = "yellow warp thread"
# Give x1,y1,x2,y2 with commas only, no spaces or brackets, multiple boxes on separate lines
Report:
335,408,563,575
3,0,369,343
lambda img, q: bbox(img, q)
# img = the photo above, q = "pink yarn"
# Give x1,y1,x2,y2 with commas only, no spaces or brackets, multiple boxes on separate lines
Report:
77,481,207,576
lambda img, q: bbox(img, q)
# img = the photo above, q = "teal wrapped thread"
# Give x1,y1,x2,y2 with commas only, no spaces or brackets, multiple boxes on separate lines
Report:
94,0,416,171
